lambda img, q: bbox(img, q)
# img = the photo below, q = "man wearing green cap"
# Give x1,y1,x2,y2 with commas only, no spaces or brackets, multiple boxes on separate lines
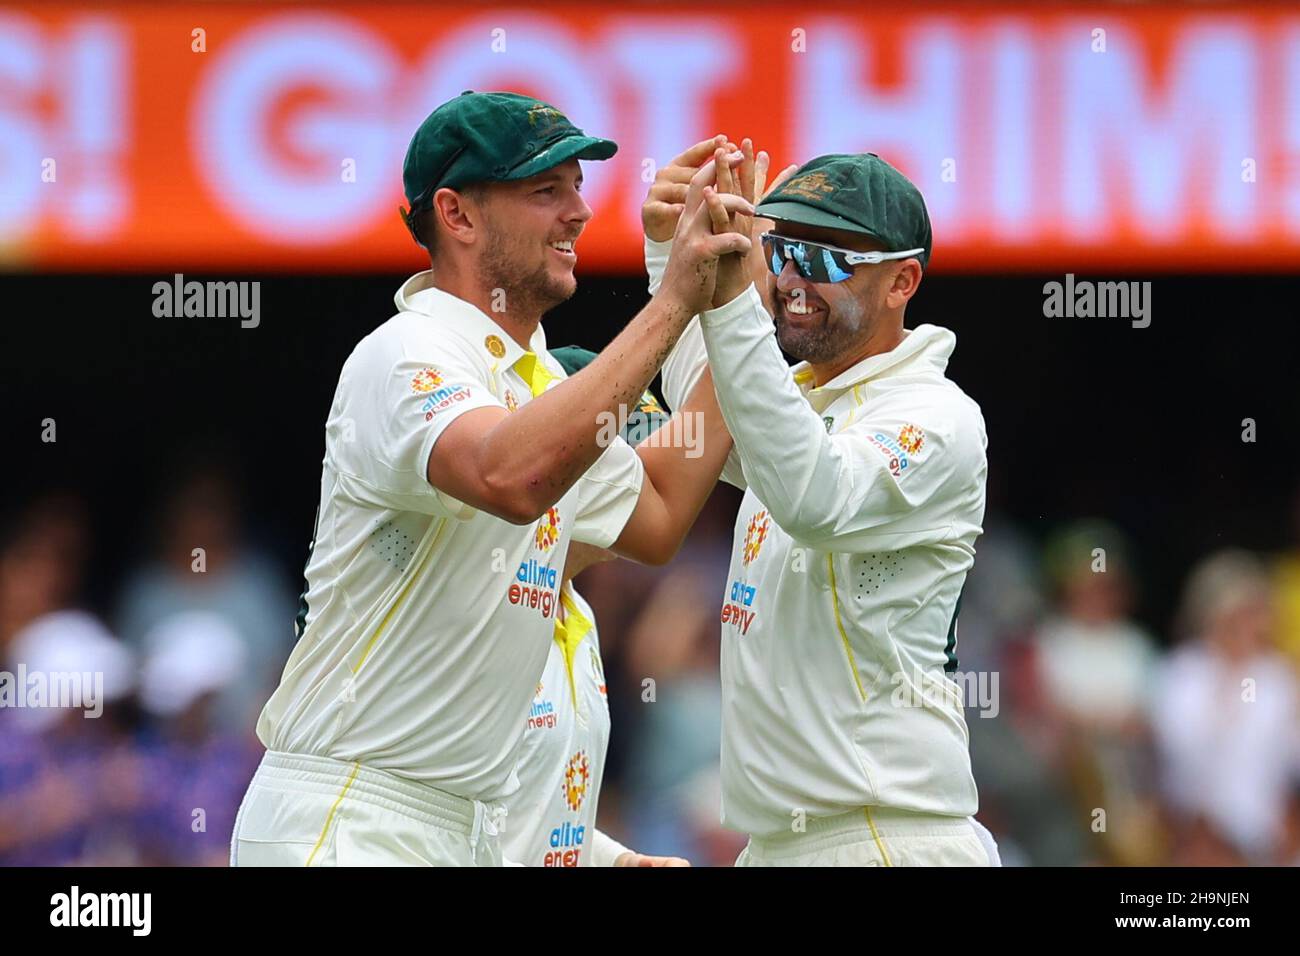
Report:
647,147,995,866
235,94,751,866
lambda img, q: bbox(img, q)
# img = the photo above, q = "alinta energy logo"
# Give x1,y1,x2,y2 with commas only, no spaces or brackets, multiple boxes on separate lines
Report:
410,367,444,393
511,557,558,618
563,749,591,812
742,510,770,566
897,424,925,455
527,682,557,731
512,508,562,619
534,506,561,552
412,367,478,421
723,510,769,637
866,430,914,478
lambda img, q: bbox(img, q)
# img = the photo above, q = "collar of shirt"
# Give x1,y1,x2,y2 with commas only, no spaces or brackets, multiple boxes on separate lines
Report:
789,323,957,401
394,270,549,371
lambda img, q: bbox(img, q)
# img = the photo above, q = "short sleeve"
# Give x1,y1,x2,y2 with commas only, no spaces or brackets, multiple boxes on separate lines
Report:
330,333,504,518
572,437,646,547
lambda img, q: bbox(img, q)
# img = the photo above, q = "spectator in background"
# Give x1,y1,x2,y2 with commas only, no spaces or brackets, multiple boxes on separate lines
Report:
114,461,295,736
1279,779,1300,866
134,612,262,866
1029,520,1163,865
952,468,1046,675
0,611,145,865
0,492,90,655
620,566,732,865
1152,549,1300,864
1035,521,1159,731
957,508,1069,866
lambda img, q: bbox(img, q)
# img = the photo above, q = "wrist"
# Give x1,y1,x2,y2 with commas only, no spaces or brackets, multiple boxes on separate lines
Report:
654,280,705,326
706,279,759,319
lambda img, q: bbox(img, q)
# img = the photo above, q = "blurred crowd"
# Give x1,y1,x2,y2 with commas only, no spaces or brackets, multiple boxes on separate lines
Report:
2,464,1299,866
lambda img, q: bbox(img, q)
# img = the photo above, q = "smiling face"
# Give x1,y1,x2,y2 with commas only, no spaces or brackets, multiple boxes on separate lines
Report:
766,220,913,366
471,158,592,316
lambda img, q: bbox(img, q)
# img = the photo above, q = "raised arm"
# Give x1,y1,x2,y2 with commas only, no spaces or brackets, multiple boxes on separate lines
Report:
427,161,752,524
648,139,797,491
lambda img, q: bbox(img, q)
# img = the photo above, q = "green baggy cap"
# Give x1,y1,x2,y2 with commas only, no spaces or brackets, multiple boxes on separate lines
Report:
550,346,668,445
756,153,932,268
402,91,618,213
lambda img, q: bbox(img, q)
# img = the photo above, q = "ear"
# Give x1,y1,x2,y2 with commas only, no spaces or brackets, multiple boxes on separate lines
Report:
432,186,482,247
885,259,923,309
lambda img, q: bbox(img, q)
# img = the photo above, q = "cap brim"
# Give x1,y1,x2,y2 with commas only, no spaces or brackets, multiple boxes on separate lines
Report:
754,200,881,238
507,135,618,180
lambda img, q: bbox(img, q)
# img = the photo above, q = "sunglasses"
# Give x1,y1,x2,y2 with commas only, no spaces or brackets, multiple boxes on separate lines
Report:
760,232,925,283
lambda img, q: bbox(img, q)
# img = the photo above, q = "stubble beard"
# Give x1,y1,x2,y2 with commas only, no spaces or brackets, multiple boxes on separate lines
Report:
476,227,574,321
774,291,874,365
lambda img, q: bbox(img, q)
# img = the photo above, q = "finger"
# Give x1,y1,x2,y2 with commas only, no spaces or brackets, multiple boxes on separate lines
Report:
669,134,729,169
644,201,686,225
739,138,756,204
762,163,801,200
693,193,754,241
658,164,698,186
682,189,723,241
686,185,753,229
683,158,718,218
710,191,755,218
715,147,736,197
753,150,771,204
649,181,690,204
704,186,731,235
702,231,753,258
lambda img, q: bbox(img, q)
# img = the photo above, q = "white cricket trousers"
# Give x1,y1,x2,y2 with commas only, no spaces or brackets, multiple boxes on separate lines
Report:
231,751,505,867
735,807,1000,867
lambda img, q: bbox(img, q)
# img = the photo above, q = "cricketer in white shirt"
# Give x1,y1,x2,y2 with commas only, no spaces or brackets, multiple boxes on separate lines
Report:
500,349,688,868
233,273,645,867
648,233,998,867
500,582,629,867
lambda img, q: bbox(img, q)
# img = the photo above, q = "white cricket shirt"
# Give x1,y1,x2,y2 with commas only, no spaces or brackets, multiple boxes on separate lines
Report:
499,585,629,866
257,272,645,803
650,239,986,838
